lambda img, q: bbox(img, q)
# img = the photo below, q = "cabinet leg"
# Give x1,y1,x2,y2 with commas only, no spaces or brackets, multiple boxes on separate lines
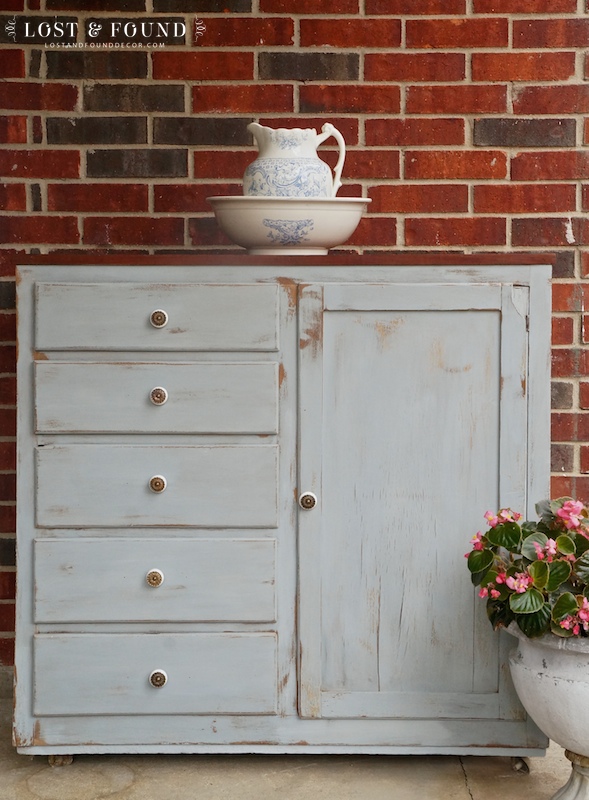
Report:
511,757,530,773
48,755,74,767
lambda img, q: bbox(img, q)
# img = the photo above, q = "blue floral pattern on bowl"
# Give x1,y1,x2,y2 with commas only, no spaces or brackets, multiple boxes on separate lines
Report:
262,218,315,246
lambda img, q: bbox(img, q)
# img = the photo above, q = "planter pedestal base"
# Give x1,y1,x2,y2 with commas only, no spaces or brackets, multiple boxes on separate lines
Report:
552,752,589,800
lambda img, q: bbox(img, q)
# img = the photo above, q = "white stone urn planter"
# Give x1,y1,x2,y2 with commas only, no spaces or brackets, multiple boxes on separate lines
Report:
508,624,589,800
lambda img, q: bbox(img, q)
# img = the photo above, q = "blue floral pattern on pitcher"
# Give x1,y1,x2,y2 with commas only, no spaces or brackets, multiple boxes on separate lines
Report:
244,159,331,198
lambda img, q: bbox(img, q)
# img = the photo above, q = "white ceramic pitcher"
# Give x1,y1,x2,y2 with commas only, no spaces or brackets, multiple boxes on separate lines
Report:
243,122,346,198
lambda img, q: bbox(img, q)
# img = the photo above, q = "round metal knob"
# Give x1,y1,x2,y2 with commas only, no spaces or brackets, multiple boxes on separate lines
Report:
150,309,168,328
150,387,168,406
149,475,167,493
299,492,317,510
149,669,167,688
146,569,164,588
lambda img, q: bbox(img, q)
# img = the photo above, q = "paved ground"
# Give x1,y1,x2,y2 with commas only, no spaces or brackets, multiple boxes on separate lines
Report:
0,674,571,800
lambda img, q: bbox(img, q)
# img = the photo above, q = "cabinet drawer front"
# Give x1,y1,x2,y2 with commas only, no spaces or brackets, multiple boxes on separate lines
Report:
35,283,279,351
36,445,278,528
34,538,276,623
33,633,277,716
35,362,278,434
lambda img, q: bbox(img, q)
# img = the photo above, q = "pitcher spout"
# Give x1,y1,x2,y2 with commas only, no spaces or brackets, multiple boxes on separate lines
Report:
247,122,271,151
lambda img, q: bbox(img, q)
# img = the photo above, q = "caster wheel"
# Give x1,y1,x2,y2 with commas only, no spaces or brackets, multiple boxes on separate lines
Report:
48,755,74,767
511,757,530,774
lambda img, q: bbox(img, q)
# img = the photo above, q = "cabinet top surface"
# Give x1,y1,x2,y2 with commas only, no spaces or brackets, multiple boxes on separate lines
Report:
15,253,555,269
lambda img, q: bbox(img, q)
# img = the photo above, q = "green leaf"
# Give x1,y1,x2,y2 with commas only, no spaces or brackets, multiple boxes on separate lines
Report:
467,549,494,575
521,532,547,561
528,559,549,589
487,600,515,630
550,620,574,637
551,591,578,622
515,604,551,638
556,535,575,555
522,521,538,538
575,533,589,556
546,560,572,592
535,499,552,518
574,552,589,584
486,522,522,551
509,587,545,614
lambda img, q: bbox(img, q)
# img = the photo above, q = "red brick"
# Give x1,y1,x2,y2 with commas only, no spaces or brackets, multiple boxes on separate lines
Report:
300,19,400,48
583,187,589,213
405,217,506,247
0,252,21,279
582,253,589,278
512,152,589,182
475,0,575,9
0,184,26,212
0,150,79,179
368,0,464,9
0,50,25,78
514,19,589,48
580,382,589,409
578,413,589,439
0,444,16,472
0,82,77,110
0,313,15,342
405,150,507,180
189,217,236,248
474,183,576,214
552,443,574,473
406,85,507,114
512,218,589,247
261,0,358,10
84,217,184,247
365,53,465,82
48,183,148,212
154,184,240,213
472,52,575,82
0,475,15,503
551,476,573,498
335,150,400,180
153,52,253,81
3,217,79,245
0,116,27,144
369,184,468,213
0,346,15,373
406,18,508,49
348,217,397,247
551,411,575,440
0,506,14,535
198,17,293,46
581,446,589,475
366,118,464,146
0,637,14,666
193,85,293,114
552,317,574,346
514,86,589,115
552,349,577,379
193,150,255,180
0,573,15,601
0,603,15,631
0,410,15,439
300,85,400,114
583,316,589,345
0,378,16,405
0,0,24,7
552,283,584,312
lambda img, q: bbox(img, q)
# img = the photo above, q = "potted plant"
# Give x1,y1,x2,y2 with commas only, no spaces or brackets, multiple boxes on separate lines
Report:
466,497,589,800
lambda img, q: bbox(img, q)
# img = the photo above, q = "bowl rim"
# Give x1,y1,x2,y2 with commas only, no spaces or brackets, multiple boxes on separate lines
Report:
207,195,372,205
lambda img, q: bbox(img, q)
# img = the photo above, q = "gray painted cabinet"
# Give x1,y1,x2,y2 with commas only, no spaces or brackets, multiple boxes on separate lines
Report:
14,257,551,757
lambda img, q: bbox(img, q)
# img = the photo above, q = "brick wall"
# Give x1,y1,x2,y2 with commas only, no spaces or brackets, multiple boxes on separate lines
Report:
1,0,588,665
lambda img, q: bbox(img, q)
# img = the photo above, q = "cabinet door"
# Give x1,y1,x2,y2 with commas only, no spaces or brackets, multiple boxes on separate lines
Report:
298,282,529,720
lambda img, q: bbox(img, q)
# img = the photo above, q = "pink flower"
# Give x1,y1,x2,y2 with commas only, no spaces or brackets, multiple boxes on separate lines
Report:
484,511,499,528
495,572,507,584
578,598,589,623
485,508,522,527
557,500,585,530
470,531,484,551
479,587,489,598
533,542,545,560
560,617,573,630
533,538,558,563
490,589,501,599
506,572,533,594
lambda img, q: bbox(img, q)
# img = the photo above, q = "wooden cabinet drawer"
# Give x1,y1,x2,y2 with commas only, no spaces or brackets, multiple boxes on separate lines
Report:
35,282,279,351
33,633,277,716
35,362,278,434
34,538,276,623
36,445,278,528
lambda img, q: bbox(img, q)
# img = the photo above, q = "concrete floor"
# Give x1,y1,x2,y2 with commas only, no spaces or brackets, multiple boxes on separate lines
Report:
0,671,572,800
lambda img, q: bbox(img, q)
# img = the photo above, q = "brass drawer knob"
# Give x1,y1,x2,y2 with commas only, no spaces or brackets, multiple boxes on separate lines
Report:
149,475,167,493
150,309,168,328
150,387,168,406
149,669,167,688
146,569,164,587
299,492,317,510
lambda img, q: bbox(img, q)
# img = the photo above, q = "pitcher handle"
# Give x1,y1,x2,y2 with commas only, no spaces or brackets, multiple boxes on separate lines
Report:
318,123,346,197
